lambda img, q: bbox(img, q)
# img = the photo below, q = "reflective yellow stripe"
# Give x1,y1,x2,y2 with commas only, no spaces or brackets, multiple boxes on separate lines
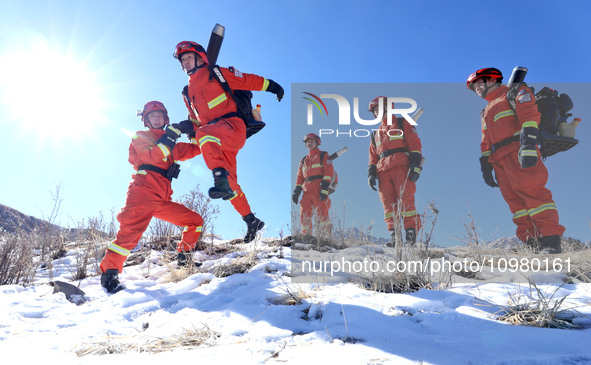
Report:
198,135,221,147
135,170,147,176
528,203,557,217
481,151,491,157
296,184,302,188
513,209,528,220
410,150,421,154
183,226,203,233
522,121,538,129
262,79,270,91
321,189,329,195
157,143,170,157
167,125,181,135
191,137,199,145
389,135,404,141
384,212,393,219
228,191,238,200
207,93,227,109
402,210,418,218
107,242,131,257
412,167,421,174
323,176,332,180
520,149,538,157
494,110,516,122
311,163,322,168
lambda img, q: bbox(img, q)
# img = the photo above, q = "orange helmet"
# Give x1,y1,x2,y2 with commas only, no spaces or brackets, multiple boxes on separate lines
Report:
138,101,169,128
173,41,209,65
303,133,321,146
466,68,503,90
368,96,392,114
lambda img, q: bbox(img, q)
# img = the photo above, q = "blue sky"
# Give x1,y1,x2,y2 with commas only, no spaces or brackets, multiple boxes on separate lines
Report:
0,0,589,246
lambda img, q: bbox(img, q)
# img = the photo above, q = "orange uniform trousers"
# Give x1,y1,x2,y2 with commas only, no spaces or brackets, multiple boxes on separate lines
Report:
195,117,251,217
299,188,331,235
492,148,565,241
377,165,421,233
100,176,204,273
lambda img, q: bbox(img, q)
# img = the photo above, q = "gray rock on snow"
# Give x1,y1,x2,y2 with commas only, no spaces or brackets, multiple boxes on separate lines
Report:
49,280,88,305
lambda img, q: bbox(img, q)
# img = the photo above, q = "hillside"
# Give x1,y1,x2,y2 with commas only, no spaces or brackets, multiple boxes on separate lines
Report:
0,203,58,234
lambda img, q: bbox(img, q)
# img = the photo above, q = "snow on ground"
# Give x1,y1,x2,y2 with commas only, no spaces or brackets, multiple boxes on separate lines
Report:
1,238,591,364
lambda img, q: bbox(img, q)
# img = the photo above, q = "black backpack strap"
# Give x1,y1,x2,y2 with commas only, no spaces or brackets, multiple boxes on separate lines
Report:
320,151,327,167
209,65,247,122
182,84,199,118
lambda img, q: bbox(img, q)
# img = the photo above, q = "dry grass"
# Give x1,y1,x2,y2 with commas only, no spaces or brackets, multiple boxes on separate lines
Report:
268,275,312,306
212,251,259,278
565,249,591,283
75,325,220,356
496,279,583,329
355,272,433,293
0,232,36,285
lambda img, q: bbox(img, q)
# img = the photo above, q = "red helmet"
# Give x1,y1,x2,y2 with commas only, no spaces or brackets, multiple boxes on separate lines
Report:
303,133,321,146
138,101,169,128
368,96,390,113
466,68,503,90
173,41,209,64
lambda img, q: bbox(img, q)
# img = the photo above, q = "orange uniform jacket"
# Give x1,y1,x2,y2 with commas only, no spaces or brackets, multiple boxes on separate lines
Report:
295,148,334,234
369,116,422,171
480,85,564,240
184,66,270,126
99,129,203,273
480,84,541,163
369,116,422,232
296,148,334,195
129,129,202,193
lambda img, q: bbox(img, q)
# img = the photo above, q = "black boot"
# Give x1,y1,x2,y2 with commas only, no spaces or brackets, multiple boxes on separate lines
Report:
539,235,562,254
406,228,417,246
524,237,540,251
387,230,396,248
208,168,236,200
177,251,202,268
101,269,123,294
243,213,264,243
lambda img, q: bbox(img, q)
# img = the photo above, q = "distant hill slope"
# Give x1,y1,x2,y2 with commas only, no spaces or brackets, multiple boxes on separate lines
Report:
0,203,58,234
0,204,110,239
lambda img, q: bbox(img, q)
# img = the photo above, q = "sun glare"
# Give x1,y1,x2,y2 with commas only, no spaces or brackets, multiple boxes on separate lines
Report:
0,35,104,143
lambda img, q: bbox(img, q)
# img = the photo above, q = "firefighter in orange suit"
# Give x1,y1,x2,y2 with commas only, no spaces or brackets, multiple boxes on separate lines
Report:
172,41,284,243
292,133,334,235
367,97,422,246
467,68,565,253
99,101,204,293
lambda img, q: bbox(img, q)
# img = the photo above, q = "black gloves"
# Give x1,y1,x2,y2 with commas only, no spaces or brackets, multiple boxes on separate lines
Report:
292,186,302,204
368,164,377,191
266,79,284,102
479,156,499,188
156,124,181,150
519,145,538,168
519,126,538,146
408,152,422,182
172,120,195,134
518,125,539,168
320,181,330,201
408,166,421,182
